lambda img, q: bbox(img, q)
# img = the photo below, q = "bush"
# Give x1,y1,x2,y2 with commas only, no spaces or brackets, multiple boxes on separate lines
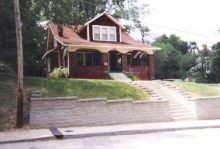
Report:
49,67,68,78
0,61,15,73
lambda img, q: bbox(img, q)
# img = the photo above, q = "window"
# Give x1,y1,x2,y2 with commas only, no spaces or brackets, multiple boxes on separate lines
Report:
75,51,101,66
101,27,108,40
109,28,116,41
76,53,84,66
127,51,148,66
93,27,100,40
92,25,117,41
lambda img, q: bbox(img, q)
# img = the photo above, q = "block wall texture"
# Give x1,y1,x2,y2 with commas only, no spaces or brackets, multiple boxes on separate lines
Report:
30,97,172,128
194,97,220,120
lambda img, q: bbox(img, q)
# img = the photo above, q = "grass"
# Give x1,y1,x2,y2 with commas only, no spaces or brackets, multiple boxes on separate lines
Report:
0,72,150,131
0,73,17,131
173,82,220,97
25,77,150,100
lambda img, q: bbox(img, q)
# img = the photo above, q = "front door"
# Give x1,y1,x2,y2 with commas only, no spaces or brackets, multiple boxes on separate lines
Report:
109,51,122,72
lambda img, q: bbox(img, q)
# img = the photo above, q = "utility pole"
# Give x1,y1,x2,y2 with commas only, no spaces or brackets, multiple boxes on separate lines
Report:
14,0,24,128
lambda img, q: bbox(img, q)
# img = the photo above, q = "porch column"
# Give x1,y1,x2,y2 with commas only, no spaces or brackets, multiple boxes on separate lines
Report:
57,43,63,67
121,53,127,71
102,53,108,78
149,54,155,80
68,52,75,77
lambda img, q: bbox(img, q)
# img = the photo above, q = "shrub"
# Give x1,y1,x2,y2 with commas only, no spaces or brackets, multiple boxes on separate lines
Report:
49,67,68,78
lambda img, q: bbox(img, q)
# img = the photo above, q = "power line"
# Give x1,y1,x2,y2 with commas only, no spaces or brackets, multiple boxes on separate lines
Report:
147,23,209,37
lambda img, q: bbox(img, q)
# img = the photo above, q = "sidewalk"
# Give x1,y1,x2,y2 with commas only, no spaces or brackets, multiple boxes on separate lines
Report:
1,120,220,144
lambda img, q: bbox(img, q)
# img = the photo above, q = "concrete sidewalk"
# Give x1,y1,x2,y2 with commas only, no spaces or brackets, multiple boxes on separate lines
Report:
1,120,220,144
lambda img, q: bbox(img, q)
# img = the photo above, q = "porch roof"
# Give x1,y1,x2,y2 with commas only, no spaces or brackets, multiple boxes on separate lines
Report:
50,24,160,54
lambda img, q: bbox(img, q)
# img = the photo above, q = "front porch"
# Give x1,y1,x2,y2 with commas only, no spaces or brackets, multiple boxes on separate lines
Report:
63,48,154,80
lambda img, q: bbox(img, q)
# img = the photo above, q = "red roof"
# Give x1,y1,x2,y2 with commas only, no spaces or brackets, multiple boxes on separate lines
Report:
50,24,153,49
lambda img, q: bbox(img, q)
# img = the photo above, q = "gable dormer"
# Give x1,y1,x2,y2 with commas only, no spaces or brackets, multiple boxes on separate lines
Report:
83,12,124,43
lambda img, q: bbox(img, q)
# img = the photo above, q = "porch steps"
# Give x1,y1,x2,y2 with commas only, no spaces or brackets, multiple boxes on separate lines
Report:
109,72,131,81
130,81,196,121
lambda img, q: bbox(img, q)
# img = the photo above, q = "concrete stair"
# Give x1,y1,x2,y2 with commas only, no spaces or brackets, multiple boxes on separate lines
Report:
130,81,196,121
109,72,131,81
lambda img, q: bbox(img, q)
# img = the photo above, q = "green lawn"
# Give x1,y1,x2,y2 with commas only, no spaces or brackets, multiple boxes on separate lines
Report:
25,77,150,100
0,72,150,131
173,82,220,97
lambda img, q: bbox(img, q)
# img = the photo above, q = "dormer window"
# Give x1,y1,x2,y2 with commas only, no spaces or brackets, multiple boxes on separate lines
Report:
92,25,116,42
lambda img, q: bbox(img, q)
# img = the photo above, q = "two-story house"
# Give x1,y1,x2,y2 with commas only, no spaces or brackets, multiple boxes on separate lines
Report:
44,12,159,80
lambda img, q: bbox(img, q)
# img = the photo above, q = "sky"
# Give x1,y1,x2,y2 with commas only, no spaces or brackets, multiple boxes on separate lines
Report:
133,0,220,47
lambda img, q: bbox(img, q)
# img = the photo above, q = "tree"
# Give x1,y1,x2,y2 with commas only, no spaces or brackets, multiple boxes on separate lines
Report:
190,44,211,83
153,41,181,79
188,41,198,54
135,22,150,44
112,2,150,43
0,0,46,76
179,53,196,79
153,34,196,80
32,0,126,25
14,0,24,128
208,42,220,82
168,34,188,54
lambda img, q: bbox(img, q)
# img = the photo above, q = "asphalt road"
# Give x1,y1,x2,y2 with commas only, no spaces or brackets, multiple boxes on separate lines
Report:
1,128,220,149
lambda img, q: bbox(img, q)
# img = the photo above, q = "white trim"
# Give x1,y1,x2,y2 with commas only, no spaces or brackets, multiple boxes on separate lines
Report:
53,38,57,47
108,53,110,72
67,50,70,75
42,47,57,59
84,12,125,29
46,29,50,52
87,25,90,41
119,26,122,42
47,58,51,72
92,25,117,42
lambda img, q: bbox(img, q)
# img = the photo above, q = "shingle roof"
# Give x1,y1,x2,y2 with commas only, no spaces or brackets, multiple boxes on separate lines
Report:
50,23,154,49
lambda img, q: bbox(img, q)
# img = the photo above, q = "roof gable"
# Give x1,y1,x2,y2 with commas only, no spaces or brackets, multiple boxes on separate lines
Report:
84,12,125,29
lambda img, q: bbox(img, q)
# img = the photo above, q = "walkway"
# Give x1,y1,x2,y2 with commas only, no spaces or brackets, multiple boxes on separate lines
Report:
130,80,196,121
108,72,131,81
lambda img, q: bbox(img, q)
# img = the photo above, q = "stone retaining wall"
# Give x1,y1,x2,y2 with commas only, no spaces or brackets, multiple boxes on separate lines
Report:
194,97,220,120
30,97,172,128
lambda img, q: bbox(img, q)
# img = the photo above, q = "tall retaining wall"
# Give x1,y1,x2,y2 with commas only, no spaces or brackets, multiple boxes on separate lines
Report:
194,97,220,120
30,97,172,128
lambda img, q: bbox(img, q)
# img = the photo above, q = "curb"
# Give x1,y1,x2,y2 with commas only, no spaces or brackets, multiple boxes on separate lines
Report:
1,124,220,144
64,124,220,139
0,136,55,144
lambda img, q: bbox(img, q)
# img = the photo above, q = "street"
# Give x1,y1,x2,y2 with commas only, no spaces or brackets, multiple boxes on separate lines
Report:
1,128,220,149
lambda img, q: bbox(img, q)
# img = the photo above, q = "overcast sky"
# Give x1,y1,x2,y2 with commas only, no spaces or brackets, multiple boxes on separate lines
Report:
134,0,220,47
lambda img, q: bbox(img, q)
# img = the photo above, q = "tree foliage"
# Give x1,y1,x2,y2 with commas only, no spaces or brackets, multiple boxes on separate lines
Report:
190,45,211,83
208,42,220,83
153,34,196,80
0,0,46,75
